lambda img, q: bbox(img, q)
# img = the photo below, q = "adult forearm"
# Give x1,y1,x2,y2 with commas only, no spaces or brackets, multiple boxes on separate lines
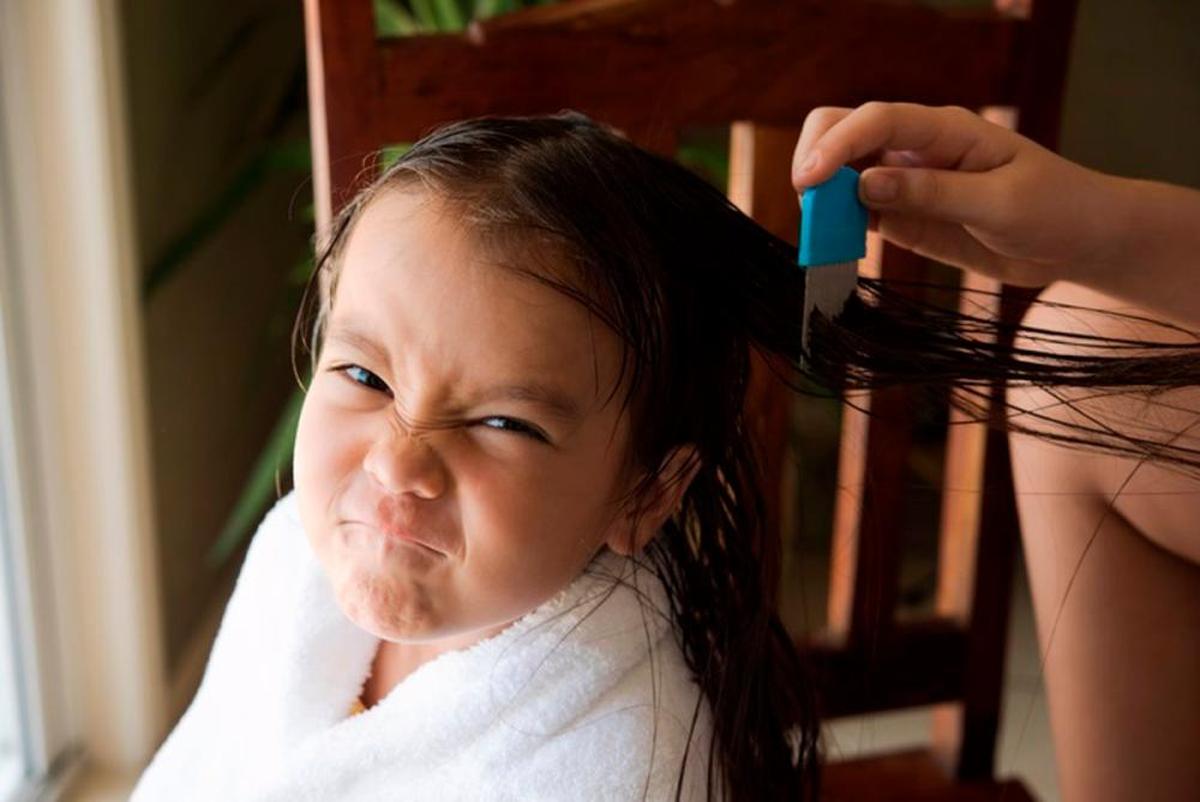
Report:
1083,177,1200,330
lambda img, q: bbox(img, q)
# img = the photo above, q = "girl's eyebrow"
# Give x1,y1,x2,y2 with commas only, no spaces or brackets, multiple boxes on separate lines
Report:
468,382,583,423
326,326,389,364
325,323,584,423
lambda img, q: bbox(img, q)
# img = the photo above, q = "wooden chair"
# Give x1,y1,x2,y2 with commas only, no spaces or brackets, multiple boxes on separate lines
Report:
302,1,1079,797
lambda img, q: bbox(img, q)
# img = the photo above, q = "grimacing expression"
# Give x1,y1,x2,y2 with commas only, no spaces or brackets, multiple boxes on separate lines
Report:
292,189,649,647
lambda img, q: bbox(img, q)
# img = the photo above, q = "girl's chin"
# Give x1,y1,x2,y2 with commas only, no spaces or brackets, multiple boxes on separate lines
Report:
346,613,421,642
328,569,439,640
341,600,439,642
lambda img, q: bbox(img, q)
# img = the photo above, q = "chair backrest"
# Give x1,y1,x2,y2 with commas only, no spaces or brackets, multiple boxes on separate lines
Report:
303,0,1078,782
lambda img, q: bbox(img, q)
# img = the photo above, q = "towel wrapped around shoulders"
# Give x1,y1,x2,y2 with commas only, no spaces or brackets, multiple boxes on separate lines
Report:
131,490,718,801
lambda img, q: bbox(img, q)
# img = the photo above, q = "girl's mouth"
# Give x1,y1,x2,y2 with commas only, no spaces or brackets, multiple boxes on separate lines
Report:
344,519,446,557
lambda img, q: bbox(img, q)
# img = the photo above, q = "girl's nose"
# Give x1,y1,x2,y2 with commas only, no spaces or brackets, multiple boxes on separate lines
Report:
362,423,448,500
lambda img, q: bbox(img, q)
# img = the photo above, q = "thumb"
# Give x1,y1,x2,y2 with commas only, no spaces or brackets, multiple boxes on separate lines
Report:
858,166,997,229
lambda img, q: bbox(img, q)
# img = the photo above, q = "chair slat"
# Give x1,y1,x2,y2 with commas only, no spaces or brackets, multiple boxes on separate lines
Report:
369,10,1020,133
827,239,926,646
728,123,805,607
309,0,1027,229
803,620,969,718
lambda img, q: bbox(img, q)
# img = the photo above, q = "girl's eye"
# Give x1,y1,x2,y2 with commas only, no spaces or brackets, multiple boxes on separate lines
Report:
333,364,390,394
477,416,547,443
330,364,547,443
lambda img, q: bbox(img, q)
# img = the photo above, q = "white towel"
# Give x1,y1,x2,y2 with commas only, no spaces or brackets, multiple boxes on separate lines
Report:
131,490,717,801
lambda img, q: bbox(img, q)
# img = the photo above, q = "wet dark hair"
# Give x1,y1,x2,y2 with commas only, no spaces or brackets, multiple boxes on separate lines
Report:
291,111,1200,800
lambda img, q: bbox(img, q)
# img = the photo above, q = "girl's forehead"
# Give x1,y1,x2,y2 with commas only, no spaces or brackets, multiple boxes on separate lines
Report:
330,189,624,407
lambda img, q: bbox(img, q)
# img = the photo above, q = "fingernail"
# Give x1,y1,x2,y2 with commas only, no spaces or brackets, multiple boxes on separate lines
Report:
799,151,819,174
862,172,898,203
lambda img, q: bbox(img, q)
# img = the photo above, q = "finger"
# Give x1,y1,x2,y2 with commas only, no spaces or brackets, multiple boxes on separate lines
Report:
859,165,1002,229
878,213,1046,288
878,213,1003,277
812,102,1016,176
791,106,852,189
879,149,926,168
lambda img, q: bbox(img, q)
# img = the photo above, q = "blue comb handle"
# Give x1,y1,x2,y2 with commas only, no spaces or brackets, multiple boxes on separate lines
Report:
798,166,868,267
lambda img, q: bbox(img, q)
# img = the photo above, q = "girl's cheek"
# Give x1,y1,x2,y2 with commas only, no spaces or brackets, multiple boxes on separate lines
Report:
441,443,561,524
292,394,320,492
435,426,556,476
294,391,362,491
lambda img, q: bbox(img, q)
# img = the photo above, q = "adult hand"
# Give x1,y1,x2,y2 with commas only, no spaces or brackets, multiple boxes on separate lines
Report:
791,102,1126,288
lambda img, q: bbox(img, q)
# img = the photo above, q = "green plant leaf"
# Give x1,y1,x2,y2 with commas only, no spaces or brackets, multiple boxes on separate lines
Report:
473,0,508,18
206,386,306,568
142,138,312,301
262,138,315,172
289,253,315,287
374,0,421,35
676,141,730,194
379,142,414,172
432,0,468,30
409,0,441,28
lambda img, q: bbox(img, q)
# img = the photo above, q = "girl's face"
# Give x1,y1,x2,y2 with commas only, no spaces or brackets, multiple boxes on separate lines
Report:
293,189,640,647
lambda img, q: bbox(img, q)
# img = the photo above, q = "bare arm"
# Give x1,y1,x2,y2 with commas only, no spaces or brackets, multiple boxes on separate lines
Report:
1097,177,1200,329
1008,280,1200,802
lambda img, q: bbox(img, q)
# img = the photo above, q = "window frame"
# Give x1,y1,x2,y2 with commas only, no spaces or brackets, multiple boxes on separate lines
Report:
0,52,78,802
0,1,168,798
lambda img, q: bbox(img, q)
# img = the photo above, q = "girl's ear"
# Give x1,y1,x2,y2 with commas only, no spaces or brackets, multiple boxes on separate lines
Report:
606,444,701,557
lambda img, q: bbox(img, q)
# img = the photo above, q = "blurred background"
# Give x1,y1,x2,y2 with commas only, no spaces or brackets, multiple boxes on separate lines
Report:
0,0,1197,800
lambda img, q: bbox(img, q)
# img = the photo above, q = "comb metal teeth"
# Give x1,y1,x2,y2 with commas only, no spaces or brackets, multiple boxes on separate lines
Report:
800,260,858,366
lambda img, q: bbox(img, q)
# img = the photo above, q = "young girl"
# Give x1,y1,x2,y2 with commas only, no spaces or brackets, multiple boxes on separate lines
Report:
132,107,1198,801
132,111,813,802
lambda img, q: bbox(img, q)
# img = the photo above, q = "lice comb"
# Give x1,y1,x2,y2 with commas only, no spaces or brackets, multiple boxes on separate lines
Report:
798,165,868,368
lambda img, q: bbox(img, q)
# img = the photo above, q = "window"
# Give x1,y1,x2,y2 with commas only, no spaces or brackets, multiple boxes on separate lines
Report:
0,146,33,802
0,25,80,797
0,4,170,797
0,64,36,799
0,427,29,800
